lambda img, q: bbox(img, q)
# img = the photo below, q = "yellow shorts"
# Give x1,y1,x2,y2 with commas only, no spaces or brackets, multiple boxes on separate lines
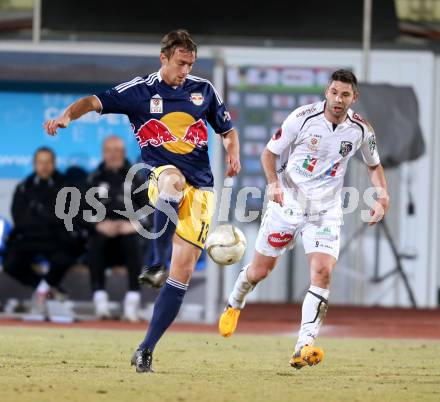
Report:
148,165,214,249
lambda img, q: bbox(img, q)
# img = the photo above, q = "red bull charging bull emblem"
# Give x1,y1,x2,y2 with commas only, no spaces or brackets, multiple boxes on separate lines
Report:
135,113,209,154
136,119,178,147
182,119,208,147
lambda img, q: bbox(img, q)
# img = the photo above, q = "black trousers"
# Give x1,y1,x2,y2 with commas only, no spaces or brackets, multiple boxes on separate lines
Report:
87,232,143,292
3,238,76,289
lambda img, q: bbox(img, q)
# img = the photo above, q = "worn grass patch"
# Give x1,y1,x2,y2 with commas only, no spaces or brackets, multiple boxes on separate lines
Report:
0,326,439,402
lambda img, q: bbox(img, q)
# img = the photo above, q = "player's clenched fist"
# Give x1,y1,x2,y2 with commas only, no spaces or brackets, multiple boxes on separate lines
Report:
43,115,71,136
225,153,241,177
368,195,390,226
267,180,284,206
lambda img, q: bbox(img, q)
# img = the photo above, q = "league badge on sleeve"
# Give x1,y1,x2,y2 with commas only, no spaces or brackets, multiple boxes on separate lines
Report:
368,134,377,155
339,141,353,157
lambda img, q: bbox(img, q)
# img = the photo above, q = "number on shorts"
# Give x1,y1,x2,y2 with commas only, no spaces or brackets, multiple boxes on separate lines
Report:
197,222,210,244
315,241,319,248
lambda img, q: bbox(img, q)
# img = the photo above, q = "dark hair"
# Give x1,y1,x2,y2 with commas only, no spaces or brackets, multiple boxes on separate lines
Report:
330,69,358,92
33,146,55,163
160,29,197,59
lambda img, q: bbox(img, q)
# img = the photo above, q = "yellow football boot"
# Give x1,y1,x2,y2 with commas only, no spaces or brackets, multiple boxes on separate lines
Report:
290,345,324,369
218,306,241,337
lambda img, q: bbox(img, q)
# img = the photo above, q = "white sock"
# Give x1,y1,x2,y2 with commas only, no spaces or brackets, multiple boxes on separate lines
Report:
227,264,255,309
93,290,109,303
295,285,330,352
93,290,110,318
123,291,141,322
36,279,50,294
124,291,141,304
159,190,183,203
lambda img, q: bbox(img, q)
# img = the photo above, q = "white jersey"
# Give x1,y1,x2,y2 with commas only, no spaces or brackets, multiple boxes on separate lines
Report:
267,101,380,216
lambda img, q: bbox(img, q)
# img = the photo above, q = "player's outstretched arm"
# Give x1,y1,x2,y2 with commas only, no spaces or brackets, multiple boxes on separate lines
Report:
261,147,284,206
367,163,390,226
222,129,241,177
43,95,102,136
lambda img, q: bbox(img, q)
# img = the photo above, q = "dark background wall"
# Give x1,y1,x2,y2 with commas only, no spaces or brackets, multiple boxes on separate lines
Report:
41,0,398,42
0,53,214,91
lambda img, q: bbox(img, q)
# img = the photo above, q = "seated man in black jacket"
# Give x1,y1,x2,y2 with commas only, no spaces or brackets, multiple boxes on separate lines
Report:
3,147,79,313
86,136,148,321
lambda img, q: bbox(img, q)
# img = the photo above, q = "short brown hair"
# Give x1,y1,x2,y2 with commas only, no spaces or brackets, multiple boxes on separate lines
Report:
160,29,197,59
330,69,358,92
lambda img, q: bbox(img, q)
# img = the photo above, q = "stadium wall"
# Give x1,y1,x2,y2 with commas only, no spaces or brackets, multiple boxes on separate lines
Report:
433,54,440,307
217,45,437,308
0,41,438,310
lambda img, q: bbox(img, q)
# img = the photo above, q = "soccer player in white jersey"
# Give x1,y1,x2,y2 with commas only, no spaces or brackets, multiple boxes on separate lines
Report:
218,69,389,369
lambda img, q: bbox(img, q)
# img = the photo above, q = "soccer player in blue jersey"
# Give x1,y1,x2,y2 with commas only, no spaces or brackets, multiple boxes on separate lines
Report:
44,29,240,373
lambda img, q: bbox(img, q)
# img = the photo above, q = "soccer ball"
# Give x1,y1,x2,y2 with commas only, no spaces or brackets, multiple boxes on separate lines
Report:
205,224,246,265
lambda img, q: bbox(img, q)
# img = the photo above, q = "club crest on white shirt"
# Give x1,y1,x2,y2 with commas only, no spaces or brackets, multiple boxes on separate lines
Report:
190,93,204,106
339,141,353,157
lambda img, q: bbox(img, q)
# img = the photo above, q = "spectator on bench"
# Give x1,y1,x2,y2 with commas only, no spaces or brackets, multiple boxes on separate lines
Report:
3,147,80,313
85,136,148,321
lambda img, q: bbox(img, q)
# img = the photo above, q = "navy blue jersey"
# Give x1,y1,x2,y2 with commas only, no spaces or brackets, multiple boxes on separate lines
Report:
95,71,234,188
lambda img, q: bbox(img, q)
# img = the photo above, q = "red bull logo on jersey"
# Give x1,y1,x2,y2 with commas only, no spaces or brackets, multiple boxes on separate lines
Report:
136,119,178,147
135,112,208,155
182,119,208,147
190,93,204,106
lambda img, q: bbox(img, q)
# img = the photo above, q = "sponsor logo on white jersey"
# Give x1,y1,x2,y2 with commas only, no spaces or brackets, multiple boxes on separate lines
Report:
272,128,282,140
296,105,317,118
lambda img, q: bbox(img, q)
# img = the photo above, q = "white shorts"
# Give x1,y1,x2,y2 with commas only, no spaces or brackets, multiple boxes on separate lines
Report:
255,201,341,260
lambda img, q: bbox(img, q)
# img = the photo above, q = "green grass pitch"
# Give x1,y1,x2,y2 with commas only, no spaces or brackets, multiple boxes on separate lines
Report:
0,326,439,402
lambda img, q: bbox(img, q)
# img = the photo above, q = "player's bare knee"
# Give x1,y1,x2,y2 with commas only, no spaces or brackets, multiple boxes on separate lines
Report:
171,265,194,283
248,263,271,284
159,169,186,194
258,270,270,282
313,265,332,286
247,252,277,284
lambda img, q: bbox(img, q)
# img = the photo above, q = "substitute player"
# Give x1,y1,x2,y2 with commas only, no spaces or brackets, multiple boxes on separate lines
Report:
218,69,389,369
44,29,240,373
